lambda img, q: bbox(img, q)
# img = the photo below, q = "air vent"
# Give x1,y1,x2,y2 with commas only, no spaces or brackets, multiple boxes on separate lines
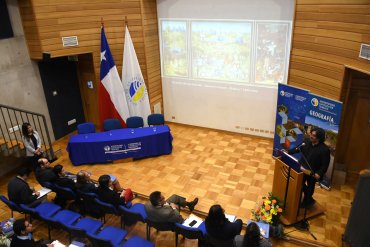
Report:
359,43,370,60
62,36,78,47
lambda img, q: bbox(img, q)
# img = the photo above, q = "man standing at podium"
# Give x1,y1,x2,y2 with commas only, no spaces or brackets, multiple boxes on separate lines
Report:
289,127,330,208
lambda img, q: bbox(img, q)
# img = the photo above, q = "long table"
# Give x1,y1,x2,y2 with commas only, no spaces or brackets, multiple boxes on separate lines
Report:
67,125,173,165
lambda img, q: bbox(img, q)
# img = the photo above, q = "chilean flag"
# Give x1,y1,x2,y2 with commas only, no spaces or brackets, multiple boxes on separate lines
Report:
99,26,129,128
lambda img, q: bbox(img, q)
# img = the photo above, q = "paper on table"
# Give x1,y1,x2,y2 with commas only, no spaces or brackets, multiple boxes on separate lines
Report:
37,187,52,199
225,213,236,222
182,213,203,228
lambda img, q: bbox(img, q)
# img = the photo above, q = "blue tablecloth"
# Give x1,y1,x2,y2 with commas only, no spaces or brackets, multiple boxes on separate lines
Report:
67,125,173,165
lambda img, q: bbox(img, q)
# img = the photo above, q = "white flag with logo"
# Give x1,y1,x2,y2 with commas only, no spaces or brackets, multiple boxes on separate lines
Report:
122,25,151,125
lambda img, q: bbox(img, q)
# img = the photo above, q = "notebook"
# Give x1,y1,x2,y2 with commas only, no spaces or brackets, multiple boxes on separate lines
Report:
36,187,52,199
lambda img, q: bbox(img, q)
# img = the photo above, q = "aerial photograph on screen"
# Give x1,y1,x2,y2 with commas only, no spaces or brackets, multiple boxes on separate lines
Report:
161,20,188,77
191,21,252,83
255,22,289,85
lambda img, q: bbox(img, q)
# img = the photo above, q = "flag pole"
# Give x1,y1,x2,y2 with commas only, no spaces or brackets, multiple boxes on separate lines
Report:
124,16,128,28
101,17,104,27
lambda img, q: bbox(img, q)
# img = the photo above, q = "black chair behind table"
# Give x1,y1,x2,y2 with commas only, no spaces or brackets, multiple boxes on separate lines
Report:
147,113,165,126
174,222,206,247
103,118,122,131
77,122,96,134
126,116,144,128
146,218,175,241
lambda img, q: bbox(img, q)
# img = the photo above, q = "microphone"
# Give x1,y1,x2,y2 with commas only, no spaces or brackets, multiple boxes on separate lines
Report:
295,142,306,150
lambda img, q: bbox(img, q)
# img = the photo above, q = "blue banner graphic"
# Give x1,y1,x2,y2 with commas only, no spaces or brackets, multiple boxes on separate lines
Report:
273,84,309,157
305,94,343,180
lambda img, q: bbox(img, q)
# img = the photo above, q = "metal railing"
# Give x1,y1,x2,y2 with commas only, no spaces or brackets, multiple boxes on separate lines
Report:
0,104,55,160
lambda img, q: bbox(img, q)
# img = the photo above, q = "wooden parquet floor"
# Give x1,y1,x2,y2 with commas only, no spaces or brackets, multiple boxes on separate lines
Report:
0,123,355,247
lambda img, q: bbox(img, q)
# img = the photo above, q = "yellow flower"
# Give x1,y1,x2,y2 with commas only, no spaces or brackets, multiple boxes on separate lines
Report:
264,200,271,206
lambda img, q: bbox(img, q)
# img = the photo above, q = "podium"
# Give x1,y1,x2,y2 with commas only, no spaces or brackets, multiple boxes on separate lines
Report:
272,152,325,225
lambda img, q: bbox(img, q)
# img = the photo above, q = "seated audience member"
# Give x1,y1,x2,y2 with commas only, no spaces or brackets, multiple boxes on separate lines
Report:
205,204,243,241
10,219,52,247
145,191,199,224
8,167,43,207
75,170,97,193
52,164,75,190
97,175,133,207
35,158,56,186
234,222,272,247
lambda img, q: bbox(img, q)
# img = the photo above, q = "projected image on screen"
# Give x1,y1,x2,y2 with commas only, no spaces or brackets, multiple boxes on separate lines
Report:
191,21,252,83
255,23,289,85
161,21,188,77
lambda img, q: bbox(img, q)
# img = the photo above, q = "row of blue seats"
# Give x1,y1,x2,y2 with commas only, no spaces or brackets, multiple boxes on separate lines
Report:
0,195,154,247
1,192,217,246
78,114,165,134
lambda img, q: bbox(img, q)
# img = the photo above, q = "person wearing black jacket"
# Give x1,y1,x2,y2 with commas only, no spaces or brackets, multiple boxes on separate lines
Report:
10,219,52,247
52,164,76,190
205,204,243,242
35,158,56,187
288,127,330,208
75,170,97,193
97,175,127,207
8,167,42,207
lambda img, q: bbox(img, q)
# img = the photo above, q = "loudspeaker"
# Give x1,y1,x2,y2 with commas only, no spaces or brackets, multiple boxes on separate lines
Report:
343,171,370,246
43,53,51,61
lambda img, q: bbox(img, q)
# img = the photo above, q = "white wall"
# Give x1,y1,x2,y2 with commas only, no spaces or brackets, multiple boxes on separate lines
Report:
0,0,54,141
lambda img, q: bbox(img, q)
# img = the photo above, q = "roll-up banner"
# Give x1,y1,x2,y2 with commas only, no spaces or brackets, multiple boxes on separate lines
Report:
273,83,309,157
273,84,343,186
305,94,343,182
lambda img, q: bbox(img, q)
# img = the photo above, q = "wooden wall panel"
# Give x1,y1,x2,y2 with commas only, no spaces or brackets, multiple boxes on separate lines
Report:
18,0,42,59
288,0,370,100
18,0,163,124
140,0,163,112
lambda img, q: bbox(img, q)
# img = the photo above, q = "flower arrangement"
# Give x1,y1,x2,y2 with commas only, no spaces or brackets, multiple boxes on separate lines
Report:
251,192,283,226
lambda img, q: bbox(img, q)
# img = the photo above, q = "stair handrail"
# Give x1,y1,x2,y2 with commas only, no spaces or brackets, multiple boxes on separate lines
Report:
0,103,55,160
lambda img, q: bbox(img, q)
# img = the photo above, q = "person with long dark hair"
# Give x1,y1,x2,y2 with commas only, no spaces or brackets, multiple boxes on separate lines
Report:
205,204,243,242
22,122,43,170
97,174,134,208
288,127,330,208
234,222,272,247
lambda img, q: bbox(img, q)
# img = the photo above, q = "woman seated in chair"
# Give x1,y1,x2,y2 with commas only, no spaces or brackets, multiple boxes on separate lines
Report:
97,175,134,208
205,204,243,242
234,222,272,247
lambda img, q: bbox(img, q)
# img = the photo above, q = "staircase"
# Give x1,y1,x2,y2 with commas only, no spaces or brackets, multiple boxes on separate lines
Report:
0,104,57,177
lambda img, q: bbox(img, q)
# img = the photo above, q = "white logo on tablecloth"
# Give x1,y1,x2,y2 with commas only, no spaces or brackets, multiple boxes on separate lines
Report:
104,142,142,154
